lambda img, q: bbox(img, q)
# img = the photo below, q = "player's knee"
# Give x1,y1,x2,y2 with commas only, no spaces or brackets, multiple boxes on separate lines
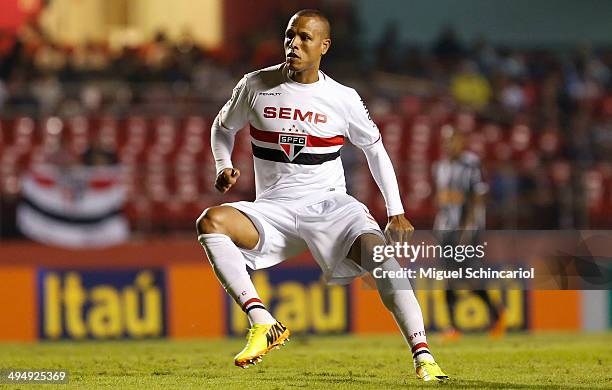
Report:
359,233,385,256
196,207,229,235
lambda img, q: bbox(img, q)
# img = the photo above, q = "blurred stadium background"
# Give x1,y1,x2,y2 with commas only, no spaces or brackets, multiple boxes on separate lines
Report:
0,0,611,349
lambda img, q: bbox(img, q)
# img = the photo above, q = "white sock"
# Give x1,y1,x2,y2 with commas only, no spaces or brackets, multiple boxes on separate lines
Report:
372,257,435,364
198,233,276,325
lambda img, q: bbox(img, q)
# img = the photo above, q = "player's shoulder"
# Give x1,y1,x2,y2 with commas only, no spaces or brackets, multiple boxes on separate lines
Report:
321,73,366,117
244,63,285,80
459,151,481,167
322,72,360,98
242,64,286,92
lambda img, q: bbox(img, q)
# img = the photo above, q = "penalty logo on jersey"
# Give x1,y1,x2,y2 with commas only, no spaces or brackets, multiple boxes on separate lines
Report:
279,134,307,161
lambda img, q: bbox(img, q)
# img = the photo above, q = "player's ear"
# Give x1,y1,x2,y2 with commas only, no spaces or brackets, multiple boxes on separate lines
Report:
321,38,331,56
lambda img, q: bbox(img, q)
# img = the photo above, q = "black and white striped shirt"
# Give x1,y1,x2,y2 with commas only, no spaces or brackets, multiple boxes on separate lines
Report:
433,151,486,231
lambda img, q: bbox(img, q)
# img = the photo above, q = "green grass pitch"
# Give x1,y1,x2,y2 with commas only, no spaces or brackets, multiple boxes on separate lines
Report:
1,333,610,389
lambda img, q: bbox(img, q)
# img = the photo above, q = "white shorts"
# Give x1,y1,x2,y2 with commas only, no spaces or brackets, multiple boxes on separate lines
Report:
224,191,384,285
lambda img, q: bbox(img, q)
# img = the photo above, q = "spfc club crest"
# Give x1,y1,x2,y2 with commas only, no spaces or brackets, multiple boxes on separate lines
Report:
279,134,307,161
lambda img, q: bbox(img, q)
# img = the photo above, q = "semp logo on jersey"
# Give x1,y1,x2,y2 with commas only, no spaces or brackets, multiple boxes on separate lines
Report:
279,134,307,161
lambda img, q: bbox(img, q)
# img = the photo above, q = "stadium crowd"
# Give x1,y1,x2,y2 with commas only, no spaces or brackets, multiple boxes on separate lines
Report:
1,7,612,238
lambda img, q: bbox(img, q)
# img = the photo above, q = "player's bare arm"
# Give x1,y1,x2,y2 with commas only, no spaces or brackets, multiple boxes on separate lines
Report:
461,192,482,229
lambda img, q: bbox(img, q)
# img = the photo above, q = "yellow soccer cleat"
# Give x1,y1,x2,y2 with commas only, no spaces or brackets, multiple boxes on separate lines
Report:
234,321,290,368
415,361,449,382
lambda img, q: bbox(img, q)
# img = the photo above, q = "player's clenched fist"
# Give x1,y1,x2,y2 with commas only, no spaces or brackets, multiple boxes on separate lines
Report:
215,168,240,193
385,214,415,245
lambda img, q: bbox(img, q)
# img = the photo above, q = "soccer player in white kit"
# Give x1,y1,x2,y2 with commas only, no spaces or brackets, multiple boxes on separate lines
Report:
196,9,448,381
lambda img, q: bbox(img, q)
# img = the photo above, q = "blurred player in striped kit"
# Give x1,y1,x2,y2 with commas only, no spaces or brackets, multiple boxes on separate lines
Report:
433,125,506,339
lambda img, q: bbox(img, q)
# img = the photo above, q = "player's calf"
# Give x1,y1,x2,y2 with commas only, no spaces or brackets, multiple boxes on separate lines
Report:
348,233,449,381
197,205,286,367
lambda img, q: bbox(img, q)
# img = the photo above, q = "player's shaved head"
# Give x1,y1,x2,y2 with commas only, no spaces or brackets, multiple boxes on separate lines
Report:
284,9,331,82
292,9,330,39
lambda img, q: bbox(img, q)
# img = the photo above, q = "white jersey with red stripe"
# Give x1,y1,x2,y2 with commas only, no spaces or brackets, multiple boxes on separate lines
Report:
219,63,380,201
